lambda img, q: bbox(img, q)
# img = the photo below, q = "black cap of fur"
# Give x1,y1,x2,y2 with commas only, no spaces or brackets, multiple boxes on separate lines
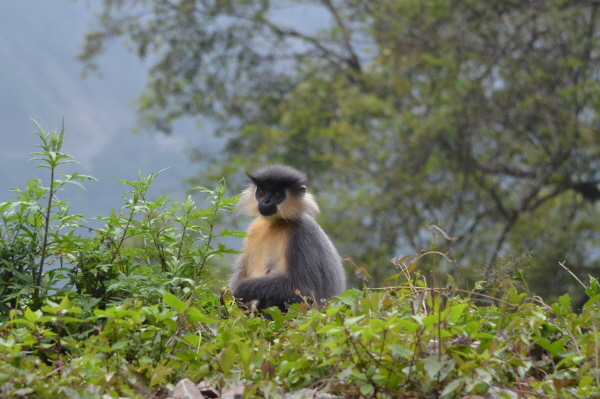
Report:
247,164,307,194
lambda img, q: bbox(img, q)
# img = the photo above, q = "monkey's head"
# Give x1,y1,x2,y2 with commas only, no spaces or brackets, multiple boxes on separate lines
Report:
239,164,319,220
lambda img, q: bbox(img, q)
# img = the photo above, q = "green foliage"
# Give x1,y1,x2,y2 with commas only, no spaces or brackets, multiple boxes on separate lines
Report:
76,170,240,306
1,278,599,398
0,122,240,318
0,123,599,397
79,0,600,301
0,121,94,312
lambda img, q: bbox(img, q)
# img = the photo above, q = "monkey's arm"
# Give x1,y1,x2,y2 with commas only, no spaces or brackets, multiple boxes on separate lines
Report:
233,274,308,312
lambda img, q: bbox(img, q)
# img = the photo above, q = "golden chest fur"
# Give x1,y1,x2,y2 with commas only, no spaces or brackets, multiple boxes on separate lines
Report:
242,218,290,278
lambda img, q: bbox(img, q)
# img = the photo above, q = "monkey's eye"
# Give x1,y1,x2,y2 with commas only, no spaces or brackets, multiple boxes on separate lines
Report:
258,190,265,196
274,192,281,197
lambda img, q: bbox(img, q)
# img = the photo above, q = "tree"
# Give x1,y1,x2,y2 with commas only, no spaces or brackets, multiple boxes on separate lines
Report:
80,0,600,300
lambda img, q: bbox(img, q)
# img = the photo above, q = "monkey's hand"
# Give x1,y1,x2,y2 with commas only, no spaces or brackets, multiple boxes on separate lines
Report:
233,274,303,312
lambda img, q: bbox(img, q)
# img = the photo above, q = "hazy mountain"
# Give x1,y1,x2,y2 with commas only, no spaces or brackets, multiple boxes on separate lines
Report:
0,1,221,225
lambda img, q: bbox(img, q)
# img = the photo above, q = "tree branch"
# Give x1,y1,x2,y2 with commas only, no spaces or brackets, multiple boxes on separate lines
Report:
320,0,362,73
261,19,350,69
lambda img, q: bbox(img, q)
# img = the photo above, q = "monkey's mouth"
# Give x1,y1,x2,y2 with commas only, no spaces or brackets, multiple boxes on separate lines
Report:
258,205,277,216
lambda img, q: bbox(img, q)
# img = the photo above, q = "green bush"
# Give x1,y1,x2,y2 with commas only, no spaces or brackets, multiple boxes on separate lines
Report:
0,123,599,398
0,122,240,317
1,282,599,398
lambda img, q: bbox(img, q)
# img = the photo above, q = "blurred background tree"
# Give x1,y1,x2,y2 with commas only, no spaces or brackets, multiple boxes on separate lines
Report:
80,0,600,302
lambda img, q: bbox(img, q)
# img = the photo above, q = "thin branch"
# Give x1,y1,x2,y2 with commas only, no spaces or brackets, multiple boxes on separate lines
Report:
486,214,518,277
261,19,349,69
558,261,586,289
320,0,362,72
477,163,537,178
367,286,518,307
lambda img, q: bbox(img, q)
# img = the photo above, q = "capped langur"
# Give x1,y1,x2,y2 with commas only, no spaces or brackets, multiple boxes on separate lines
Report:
230,164,346,312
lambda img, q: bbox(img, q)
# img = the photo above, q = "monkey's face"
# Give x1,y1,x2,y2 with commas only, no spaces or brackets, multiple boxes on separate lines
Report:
255,186,286,217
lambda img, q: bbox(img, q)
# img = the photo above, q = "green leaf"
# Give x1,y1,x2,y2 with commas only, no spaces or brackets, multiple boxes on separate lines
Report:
335,288,363,305
424,355,446,380
344,315,366,325
8,318,35,328
183,333,200,347
443,303,466,323
162,290,187,313
360,384,374,396
185,307,217,323
585,276,600,298
441,378,463,396
388,344,413,359
218,346,236,376
24,307,40,322
558,293,571,309
111,340,131,350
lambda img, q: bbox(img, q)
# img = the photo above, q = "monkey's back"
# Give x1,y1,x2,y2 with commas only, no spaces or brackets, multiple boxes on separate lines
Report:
286,214,346,301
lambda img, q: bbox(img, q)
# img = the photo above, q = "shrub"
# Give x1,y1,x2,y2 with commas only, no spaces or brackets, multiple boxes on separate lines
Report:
0,122,598,398
0,121,241,318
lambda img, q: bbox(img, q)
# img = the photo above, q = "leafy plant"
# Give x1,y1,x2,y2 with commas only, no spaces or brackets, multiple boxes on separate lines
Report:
0,120,94,313
1,123,598,398
0,122,241,318
70,170,242,307
1,272,599,398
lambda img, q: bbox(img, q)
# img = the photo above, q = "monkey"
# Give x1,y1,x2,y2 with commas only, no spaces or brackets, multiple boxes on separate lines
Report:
229,164,346,313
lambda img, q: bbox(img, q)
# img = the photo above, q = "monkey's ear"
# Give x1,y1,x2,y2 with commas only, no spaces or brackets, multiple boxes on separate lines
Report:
246,172,259,185
300,185,307,194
